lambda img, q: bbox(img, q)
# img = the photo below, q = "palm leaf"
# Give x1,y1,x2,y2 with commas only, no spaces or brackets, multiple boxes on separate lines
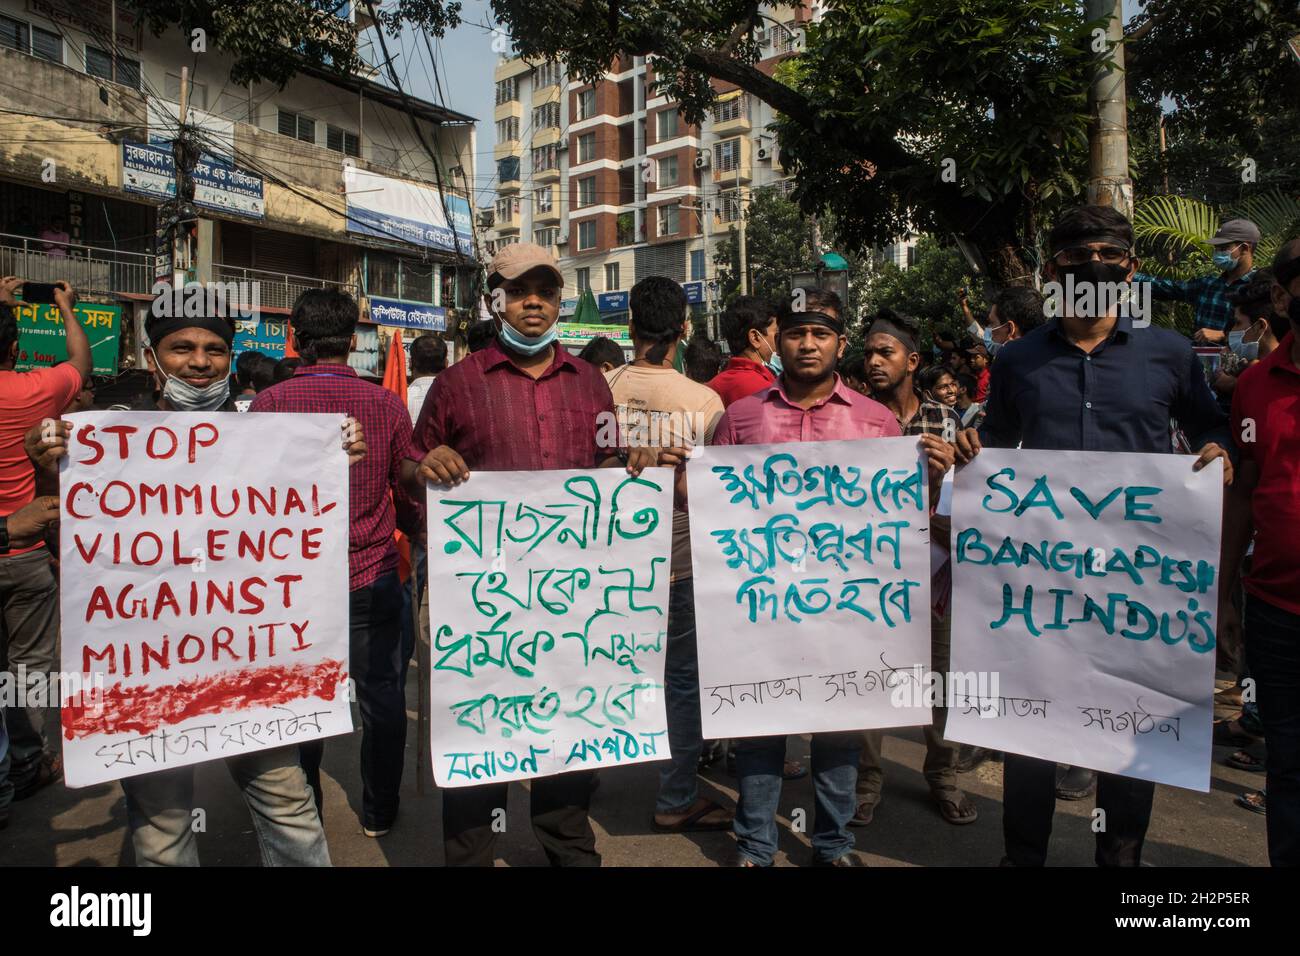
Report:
1230,190,1300,269
1133,195,1219,279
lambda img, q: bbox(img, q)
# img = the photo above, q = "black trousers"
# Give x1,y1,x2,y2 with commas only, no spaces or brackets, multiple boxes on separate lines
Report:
1003,753,1154,866
442,770,600,867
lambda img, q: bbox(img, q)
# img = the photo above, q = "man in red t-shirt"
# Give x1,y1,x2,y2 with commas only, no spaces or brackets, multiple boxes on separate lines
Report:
1221,238,1300,866
707,295,780,407
0,277,90,801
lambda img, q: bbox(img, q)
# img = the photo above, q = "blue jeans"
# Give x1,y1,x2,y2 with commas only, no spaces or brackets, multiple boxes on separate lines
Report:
734,732,862,866
1244,594,1300,866
656,578,702,814
121,745,331,866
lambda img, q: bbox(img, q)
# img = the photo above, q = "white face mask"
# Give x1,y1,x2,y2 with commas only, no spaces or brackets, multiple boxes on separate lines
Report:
150,348,230,411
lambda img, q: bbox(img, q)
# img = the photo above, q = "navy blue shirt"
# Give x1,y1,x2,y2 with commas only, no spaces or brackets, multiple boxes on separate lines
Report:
978,315,1229,453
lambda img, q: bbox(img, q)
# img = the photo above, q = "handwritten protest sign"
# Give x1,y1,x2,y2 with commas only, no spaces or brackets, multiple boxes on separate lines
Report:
688,437,933,738
59,412,352,787
946,449,1221,791
426,468,674,787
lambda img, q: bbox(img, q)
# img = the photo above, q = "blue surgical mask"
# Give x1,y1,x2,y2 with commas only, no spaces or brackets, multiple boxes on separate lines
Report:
498,319,558,356
760,337,783,375
1212,251,1237,271
149,348,230,411
1228,329,1245,350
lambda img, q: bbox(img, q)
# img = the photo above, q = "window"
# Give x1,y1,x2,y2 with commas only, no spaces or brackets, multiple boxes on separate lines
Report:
278,110,316,144
718,189,742,222
577,132,596,164
495,197,518,221
657,204,679,236
577,88,596,120
712,95,746,124
327,125,360,157
498,155,520,183
30,24,61,63
605,262,620,291
655,109,677,142
906,245,917,269
714,138,740,173
496,116,519,142
690,249,705,281
494,77,518,105
577,221,596,251
657,155,679,188
534,227,559,248
577,176,596,208
88,51,142,89
0,16,27,54
534,61,563,89
165,72,208,109
531,144,558,174
534,187,553,214
772,22,801,54
531,102,559,129
576,267,591,292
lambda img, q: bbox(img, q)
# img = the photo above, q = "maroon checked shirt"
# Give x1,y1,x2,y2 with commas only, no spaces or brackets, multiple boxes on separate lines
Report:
250,364,416,590
410,339,615,471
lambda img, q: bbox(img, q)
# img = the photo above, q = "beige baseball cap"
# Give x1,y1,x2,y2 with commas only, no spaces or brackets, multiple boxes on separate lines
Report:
487,241,564,288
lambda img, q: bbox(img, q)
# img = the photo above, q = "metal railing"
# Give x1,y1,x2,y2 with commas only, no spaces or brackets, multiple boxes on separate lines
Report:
213,264,359,310
0,233,158,296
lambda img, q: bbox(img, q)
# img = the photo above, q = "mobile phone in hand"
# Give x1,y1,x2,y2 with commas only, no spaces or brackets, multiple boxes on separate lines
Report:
22,282,60,304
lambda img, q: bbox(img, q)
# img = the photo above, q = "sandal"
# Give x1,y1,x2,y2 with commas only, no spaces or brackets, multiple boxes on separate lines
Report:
934,791,979,826
1226,749,1266,773
1235,789,1266,815
651,797,733,833
1215,686,1245,708
849,796,880,828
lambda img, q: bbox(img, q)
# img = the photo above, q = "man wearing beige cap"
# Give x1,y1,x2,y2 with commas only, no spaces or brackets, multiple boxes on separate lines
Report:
400,242,657,865
1137,218,1259,344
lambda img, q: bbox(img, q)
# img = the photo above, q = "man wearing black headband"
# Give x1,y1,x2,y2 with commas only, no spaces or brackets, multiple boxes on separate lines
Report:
712,287,951,867
1220,237,1300,865
955,205,1233,868
856,310,971,826
26,303,366,866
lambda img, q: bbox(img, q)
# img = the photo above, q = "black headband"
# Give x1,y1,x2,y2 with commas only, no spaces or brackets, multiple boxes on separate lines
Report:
1050,232,1134,255
778,310,844,335
866,317,918,354
145,314,235,348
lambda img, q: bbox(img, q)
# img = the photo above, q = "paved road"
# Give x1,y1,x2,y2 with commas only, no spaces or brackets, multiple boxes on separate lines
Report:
3,679,1269,867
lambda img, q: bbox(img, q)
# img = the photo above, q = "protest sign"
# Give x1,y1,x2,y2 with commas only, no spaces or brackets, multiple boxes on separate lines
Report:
426,468,674,787
58,412,352,787
688,437,933,738
946,449,1221,791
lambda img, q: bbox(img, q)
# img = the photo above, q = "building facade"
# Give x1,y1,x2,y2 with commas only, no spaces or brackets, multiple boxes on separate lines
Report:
0,0,479,383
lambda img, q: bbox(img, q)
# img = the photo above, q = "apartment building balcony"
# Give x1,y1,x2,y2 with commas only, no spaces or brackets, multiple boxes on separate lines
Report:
712,135,753,185
495,57,533,81
0,233,157,297
494,139,521,161
534,165,561,184
494,99,523,123
534,206,561,225
212,264,358,311
533,127,562,148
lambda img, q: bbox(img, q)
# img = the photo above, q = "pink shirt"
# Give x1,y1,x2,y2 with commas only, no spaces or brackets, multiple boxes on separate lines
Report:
711,374,902,446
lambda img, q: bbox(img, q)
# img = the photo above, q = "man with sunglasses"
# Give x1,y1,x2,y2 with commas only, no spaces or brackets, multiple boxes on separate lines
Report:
955,204,1233,867
1136,218,1259,346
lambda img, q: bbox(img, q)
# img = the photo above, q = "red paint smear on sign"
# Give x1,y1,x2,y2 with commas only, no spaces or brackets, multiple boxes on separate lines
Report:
62,659,347,739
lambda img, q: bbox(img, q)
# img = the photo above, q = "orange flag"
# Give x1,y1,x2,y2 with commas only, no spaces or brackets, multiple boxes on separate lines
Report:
381,329,412,582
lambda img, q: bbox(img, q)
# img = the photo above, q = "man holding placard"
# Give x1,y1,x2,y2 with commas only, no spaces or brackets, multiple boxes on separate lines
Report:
402,242,660,867
708,288,953,867
955,205,1234,867
31,307,366,866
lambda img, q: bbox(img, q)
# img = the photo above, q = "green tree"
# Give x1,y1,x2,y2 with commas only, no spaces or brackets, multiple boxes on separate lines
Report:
130,0,1300,284
858,237,984,348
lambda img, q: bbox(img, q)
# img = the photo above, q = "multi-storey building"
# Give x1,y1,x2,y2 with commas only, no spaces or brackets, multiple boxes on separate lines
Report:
0,0,479,382
486,5,917,352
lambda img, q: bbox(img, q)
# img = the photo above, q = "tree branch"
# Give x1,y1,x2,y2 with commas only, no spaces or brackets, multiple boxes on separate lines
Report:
1123,5,1174,45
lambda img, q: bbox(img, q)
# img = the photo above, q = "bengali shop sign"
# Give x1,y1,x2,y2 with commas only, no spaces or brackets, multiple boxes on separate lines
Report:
58,412,352,786
946,449,1221,790
426,468,673,787
688,437,934,737
14,301,120,375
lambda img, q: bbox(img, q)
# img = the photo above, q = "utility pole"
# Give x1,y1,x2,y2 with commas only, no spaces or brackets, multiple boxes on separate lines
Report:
172,66,191,292
1085,0,1132,217
736,165,748,295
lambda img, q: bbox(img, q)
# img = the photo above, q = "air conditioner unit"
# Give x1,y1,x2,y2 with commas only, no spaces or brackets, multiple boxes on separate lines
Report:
756,145,772,161
557,231,570,244
556,141,568,151
694,149,711,169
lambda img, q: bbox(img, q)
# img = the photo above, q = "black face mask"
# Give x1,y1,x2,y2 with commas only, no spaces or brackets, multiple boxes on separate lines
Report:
1057,260,1131,287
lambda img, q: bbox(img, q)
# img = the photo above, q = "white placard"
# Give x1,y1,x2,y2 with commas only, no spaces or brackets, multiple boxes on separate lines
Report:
946,449,1221,791
688,437,934,738
426,468,674,787
58,412,352,786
